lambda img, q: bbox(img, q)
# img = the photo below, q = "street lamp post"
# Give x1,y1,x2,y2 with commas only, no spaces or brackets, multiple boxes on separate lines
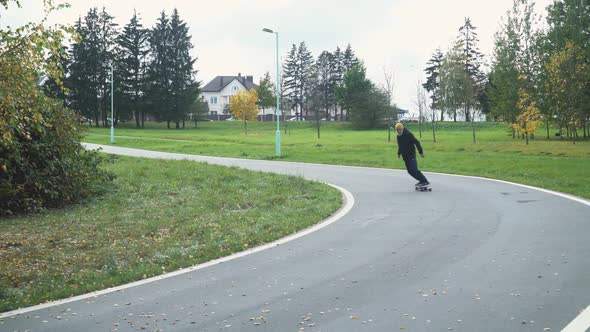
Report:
263,28,280,157
110,63,114,144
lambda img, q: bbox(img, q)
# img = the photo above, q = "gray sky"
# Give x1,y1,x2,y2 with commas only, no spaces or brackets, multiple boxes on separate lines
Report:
3,0,552,112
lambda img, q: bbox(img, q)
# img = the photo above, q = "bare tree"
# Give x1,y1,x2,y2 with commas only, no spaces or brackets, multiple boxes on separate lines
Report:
414,80,428,138
383,65,396,143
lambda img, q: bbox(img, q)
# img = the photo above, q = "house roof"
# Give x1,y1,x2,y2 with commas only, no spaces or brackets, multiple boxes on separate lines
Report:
394,107,408,114
202,75,258,92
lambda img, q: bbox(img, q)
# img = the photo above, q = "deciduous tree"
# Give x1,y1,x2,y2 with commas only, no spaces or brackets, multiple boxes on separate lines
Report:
230,90,259,135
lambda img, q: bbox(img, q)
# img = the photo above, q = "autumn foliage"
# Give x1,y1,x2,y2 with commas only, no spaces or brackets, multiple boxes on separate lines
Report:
229,89,258,135
0,1,113,215
512,86,541,145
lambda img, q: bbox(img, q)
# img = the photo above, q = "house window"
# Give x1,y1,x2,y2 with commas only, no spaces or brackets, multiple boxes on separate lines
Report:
210,96,217,104
211,111,217,115
232,86,238,92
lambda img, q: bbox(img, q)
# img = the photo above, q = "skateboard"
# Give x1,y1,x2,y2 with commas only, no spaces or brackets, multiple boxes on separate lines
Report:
415,185,432,192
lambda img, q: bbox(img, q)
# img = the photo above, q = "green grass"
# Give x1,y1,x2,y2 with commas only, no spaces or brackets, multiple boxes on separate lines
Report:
0,156,342,312
84,121,590,199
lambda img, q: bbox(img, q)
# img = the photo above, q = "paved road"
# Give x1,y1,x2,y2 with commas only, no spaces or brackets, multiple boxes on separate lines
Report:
2,144,589,332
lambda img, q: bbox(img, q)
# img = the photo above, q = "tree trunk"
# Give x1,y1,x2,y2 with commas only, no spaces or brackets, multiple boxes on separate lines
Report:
388,117,392,143
284,118,288,134
167,120,170,129
560,127,563,140
135,111,140,128
141,112,145,128
316,118,320,139
418,116,422,138
472,120,476,144
182,119,185,129
432,119,436,143
546,120,550,139
244,120,247,135
573,125,576,144
525,132,529,145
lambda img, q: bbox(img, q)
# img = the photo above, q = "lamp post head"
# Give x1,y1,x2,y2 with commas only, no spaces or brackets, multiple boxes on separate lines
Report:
262,28,274,33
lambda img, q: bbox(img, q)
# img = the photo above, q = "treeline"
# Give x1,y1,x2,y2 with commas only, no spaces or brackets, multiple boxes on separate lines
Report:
421,0,589,143
255,43,395,130
44,7,205,129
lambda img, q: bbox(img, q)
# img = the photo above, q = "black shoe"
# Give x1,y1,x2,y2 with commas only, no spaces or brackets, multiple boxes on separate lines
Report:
415,181,422,186
417,181,430,187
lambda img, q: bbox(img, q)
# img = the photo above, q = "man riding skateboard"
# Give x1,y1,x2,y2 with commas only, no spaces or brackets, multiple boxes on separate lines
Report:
395,122,430,187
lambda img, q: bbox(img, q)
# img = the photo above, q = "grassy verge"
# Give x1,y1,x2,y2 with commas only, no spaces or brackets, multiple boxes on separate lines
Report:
84,121,590,199
0,156,342,312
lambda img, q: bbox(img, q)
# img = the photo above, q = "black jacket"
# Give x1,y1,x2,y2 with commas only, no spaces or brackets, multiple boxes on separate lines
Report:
396,128,423,160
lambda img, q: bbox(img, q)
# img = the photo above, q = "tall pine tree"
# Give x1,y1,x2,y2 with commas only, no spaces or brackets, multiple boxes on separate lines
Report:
296,41,314,120
342,44,359,72
282,44,298,118
116,10,150,128
147,11,173,127
168,8,199,129
423,48,444,119
80,8,101,125
316,51,336,120
282,42,314,120
331,46,344,120
457,17,484,123
97,7,118,126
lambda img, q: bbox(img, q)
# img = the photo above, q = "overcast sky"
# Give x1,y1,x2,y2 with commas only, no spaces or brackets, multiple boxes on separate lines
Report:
3,0,553,112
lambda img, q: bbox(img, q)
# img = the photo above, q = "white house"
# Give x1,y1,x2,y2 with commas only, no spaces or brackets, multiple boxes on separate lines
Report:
202,73,258,117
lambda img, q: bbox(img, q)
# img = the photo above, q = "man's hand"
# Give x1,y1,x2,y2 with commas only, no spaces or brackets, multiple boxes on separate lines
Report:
420,153,425,158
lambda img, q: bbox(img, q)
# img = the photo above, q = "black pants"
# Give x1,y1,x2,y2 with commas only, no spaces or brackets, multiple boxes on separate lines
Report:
404,158,428,183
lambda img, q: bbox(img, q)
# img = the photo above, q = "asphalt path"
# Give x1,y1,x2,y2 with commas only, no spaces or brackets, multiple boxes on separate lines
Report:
2,143,589,332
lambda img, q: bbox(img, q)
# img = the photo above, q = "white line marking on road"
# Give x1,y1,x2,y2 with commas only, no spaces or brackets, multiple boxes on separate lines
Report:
0,182,354,319
426,171,590,207
562,305,590,332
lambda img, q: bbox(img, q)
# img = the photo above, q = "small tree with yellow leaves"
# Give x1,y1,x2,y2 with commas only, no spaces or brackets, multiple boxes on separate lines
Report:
229,89,259,135
512,86,541,145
